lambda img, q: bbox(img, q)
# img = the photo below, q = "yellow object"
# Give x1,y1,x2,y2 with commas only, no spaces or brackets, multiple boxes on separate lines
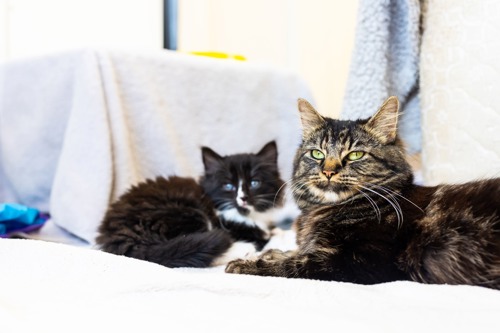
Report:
188,51,246,61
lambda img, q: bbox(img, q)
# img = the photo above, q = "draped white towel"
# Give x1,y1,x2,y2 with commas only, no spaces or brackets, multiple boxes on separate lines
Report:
0,49,313,243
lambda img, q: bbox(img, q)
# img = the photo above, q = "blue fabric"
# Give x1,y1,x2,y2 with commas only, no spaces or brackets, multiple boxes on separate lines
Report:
0,203,47,237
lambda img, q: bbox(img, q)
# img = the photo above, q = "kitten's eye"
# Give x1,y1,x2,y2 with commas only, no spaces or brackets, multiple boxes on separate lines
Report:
250,180,261,189
346,151,365,161
222,183,236,191
310,149,325,160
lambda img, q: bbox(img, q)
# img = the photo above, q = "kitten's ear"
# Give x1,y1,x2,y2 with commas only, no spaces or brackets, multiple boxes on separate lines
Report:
297,98,325,137
201,147,223,173
364,96,399,144
256,140,278,163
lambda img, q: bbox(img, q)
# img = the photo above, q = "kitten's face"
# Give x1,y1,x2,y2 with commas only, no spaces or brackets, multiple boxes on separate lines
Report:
200,141,284,216
292,97,412,208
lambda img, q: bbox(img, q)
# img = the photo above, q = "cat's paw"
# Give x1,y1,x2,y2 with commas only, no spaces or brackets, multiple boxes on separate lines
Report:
225,259,259,275
260,249,289,261
225,250,290,275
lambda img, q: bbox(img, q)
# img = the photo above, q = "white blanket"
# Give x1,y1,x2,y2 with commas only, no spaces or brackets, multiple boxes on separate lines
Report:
0,49,312,243
1,238,499,333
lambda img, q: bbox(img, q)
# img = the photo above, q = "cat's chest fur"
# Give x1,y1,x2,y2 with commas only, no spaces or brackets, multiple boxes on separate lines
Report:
295,200,407,254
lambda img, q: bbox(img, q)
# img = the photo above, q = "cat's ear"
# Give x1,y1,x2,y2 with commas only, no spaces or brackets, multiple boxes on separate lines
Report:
297,98,325,137
201,147,223,174
256,140,278,163
364,96,399,144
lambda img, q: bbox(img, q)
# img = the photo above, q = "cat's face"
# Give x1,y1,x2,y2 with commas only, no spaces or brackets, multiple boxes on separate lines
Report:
200,141,284,216
292,97,412,208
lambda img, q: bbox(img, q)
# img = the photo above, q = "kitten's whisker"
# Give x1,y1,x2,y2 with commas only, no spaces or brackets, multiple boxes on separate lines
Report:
215,202,235,212
217,217,230,231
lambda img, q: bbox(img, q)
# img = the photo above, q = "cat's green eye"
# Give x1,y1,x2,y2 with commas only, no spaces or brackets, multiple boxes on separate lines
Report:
347,151,365,161
311,149,325,160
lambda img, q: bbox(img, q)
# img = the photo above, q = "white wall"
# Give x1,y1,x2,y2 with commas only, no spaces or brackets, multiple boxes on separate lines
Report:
1,0,359,117
0,0,8,60
0,0,163,61
178,0,359,117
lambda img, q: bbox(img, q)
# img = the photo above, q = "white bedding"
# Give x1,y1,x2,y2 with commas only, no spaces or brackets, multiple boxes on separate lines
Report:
1,238,499,333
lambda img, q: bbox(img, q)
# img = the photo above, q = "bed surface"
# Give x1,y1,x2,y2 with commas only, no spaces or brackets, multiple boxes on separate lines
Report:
1,238,499,333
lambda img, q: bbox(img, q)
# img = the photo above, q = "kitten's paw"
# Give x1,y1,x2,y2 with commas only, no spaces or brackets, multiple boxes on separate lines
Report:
211,241,257,267
225,259,259,275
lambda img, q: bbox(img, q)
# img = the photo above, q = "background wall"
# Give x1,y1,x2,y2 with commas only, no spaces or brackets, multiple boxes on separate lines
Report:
177,0,359,117
0,0,163,60
0,0,359,117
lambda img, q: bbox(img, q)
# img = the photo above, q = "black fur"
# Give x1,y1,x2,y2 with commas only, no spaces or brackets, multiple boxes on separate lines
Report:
96,141,285,268
96,176,232,268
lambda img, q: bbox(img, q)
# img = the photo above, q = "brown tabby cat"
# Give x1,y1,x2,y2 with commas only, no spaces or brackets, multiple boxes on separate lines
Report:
226,96,500,289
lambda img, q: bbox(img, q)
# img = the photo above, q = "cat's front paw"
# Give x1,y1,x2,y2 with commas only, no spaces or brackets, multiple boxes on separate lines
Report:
225,258,259,275
260,248,290,261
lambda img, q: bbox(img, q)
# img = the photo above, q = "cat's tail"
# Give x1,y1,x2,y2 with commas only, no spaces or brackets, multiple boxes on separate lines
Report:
127,229,234,268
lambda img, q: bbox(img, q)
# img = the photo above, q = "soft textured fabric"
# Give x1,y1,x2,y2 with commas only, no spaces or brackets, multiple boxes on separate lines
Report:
420,0,500,184
342,0,421,154
1,238,499,333
0,49,313,243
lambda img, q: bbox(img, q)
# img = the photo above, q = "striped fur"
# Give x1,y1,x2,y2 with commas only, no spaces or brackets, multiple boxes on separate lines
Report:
226,97,500,289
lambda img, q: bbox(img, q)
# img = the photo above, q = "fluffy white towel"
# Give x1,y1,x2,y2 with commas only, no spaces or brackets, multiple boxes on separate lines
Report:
2,238,499,333
0,49,313,243
420,0,500,184
342,0,421,154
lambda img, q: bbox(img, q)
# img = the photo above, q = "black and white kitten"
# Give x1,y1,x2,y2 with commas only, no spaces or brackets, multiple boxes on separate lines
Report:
96,141,285,268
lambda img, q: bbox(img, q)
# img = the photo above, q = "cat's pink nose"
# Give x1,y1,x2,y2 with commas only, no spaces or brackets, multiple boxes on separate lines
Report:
323,170,335,180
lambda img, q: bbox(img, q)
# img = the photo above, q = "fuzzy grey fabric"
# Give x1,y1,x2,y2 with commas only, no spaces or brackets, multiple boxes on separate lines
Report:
341,0,421,154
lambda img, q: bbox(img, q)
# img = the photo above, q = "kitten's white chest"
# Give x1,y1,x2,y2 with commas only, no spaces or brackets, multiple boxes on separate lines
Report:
217,207,278,234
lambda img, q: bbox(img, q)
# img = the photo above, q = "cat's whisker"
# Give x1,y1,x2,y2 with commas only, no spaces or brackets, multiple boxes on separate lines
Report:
292,181,311,206
273,179,294,206
358,189,382,223
358,184,403,228
370,184,424,213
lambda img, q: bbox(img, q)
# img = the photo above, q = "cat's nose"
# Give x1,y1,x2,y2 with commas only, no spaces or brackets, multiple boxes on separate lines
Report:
240,196,248,202
322,170,335,180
